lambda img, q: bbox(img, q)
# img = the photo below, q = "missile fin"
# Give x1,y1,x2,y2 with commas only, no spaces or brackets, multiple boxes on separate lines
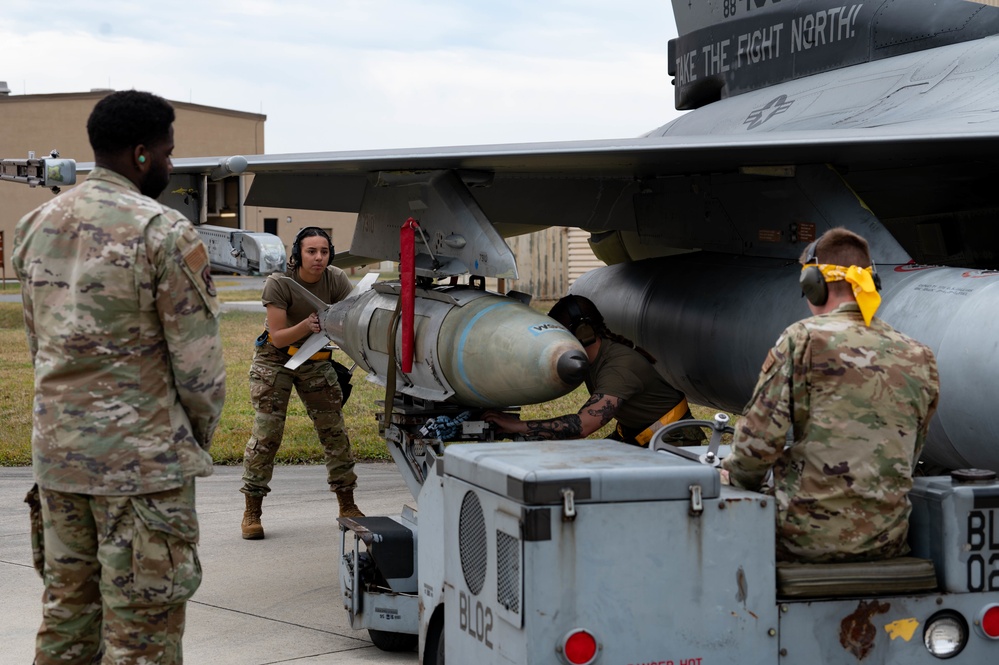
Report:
283,332,331,370
348,271,379,298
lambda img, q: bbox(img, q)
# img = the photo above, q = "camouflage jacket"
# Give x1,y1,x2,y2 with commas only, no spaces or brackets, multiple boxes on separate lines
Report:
721,302,940,562
13,167,226,495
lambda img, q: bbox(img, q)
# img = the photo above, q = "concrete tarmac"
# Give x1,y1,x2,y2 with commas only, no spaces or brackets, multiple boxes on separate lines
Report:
0,464,420,664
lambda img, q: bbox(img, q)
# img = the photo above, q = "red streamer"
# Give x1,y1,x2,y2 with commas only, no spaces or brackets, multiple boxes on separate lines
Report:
400,218,418,373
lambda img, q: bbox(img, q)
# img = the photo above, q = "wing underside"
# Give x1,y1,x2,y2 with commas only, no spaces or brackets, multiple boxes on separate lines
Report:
167,120,999,270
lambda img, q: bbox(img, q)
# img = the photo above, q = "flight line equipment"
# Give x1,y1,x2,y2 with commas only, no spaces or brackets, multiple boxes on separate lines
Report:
342,401,999,664
1,151,76,193
329,223,998,663
273,256,588,660
196,224,286,275
1,152,284,275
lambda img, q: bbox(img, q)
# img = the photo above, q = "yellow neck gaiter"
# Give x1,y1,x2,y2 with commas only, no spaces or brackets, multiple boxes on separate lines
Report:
812,264,881,325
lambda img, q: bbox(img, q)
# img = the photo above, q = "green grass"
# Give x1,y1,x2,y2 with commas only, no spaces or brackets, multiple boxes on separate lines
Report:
0,303,33,464
207,309,396,464
0,300,737,467
216,289,267,302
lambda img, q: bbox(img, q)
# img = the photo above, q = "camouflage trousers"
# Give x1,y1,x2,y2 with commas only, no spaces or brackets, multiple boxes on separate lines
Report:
27,481,201,665
241,347,357,496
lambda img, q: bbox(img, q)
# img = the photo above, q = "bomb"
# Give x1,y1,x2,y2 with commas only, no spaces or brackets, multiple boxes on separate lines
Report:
287,278,588,408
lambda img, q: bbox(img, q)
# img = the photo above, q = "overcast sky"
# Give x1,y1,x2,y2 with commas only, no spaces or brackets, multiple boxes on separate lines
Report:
3,0,683,154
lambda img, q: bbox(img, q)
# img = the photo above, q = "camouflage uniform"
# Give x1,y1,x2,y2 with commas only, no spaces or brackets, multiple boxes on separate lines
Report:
721,302,939,563
241,268,357,496
14,166,226,664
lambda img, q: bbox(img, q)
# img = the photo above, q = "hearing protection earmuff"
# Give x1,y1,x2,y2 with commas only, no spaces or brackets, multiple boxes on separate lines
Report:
290,226,335,268
799,241,828,306
799,239,881,306
563,296,597,346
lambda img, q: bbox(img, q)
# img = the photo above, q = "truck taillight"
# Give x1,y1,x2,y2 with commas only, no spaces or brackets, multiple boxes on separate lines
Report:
559,628,599,665
977,603,999,640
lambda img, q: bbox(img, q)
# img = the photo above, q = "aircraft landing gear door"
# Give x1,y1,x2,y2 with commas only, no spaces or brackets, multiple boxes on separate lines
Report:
442,439,778,665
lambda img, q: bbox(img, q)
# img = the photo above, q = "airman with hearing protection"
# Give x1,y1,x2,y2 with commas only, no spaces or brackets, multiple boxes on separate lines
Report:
484,294,700,445
721,227,940,563
239,226,363,540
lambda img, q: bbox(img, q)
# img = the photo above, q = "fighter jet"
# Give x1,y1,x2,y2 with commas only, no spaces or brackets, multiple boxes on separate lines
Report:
164,0,999,473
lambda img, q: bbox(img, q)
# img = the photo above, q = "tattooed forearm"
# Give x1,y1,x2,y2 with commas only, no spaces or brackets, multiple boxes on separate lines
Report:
526,415,584,440
582,393,618,428
520,393,620,440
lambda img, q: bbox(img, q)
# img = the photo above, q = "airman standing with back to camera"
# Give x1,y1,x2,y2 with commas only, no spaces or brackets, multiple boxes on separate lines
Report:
14,90,226,665
721,227,940,563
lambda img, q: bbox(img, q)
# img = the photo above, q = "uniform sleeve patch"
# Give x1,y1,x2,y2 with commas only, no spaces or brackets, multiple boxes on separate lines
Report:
761,348,778,373
184,243,209,275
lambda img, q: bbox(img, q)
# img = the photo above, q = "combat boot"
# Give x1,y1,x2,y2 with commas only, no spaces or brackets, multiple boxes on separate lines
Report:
336,489,365,518
241,494,265,540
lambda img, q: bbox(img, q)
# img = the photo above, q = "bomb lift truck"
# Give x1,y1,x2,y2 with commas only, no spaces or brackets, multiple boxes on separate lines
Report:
339,407,999,665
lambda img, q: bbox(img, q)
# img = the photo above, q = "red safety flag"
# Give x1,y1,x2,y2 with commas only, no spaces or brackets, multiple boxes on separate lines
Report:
400,218,418,373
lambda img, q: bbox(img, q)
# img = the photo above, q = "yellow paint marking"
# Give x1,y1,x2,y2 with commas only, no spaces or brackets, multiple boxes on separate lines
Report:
885,618,919,641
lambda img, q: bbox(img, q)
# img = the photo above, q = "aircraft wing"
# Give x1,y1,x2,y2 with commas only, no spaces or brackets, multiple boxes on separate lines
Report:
166,108,999,273
173,118,999,185
172,119,999,203
169,15,999,268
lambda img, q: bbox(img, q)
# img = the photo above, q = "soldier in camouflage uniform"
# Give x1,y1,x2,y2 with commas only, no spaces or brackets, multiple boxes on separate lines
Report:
721,227,939,563
239,226,362,541
13,91,225,665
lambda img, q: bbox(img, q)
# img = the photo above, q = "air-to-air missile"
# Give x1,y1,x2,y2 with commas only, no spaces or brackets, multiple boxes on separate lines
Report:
284,277,588,408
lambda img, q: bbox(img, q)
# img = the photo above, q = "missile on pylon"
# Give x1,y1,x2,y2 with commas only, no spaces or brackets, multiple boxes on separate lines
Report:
287,279,589,408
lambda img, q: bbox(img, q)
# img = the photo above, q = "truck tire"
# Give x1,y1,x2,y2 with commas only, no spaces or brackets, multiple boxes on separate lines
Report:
368,629,418,652
424,616,445,665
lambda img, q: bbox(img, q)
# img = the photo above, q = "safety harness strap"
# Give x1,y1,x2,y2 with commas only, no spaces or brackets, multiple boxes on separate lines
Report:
266,333,332,361
634,397,690,447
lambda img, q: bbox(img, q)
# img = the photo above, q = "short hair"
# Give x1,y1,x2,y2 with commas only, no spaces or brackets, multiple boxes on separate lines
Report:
802,227,873,269
803,227,873,297
87,90,175,155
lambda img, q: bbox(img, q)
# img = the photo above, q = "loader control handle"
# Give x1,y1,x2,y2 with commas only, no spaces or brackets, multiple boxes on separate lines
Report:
651,412,734,466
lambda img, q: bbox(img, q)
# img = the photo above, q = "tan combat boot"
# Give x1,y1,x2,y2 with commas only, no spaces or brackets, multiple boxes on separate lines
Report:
241,494,265,540
336,489,365,518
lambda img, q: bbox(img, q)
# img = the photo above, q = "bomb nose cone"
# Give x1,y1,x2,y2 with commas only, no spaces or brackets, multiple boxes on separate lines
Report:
556,348,589,385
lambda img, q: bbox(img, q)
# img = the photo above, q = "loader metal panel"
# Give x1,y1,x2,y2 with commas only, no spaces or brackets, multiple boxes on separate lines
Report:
443,475,777,665
444,439,721,504
909,474,999,594
778,593,999,665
